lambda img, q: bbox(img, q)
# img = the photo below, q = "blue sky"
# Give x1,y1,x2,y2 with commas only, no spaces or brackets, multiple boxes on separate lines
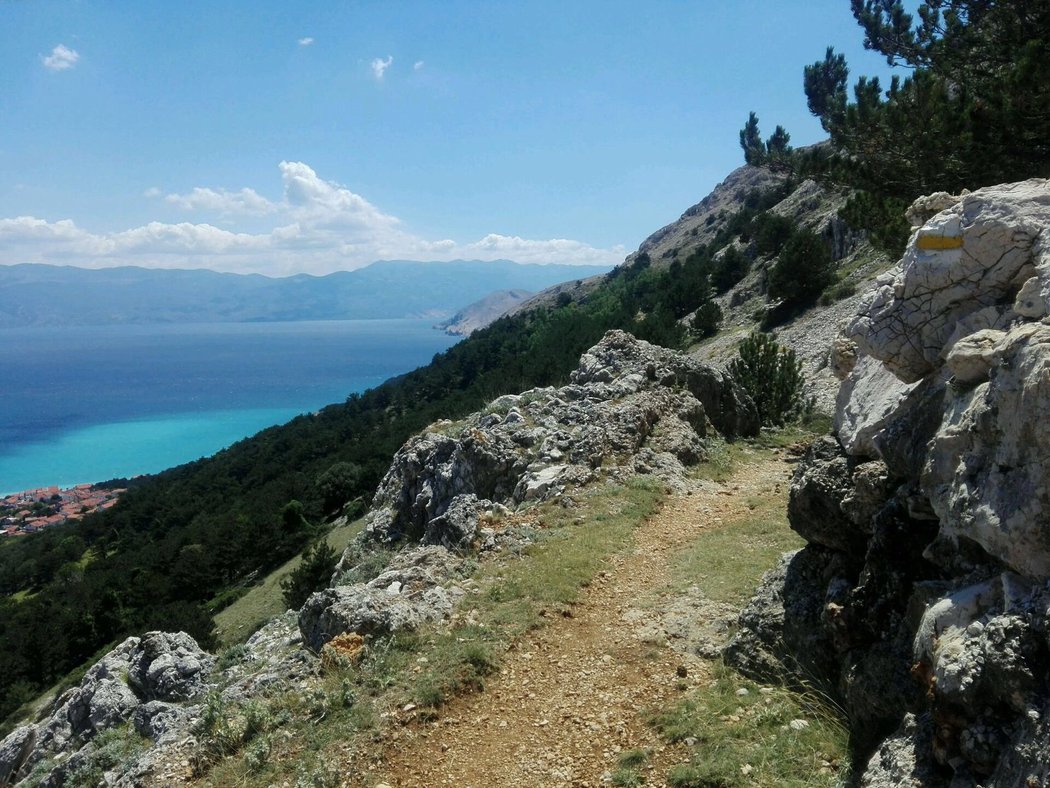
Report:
0,1,894,276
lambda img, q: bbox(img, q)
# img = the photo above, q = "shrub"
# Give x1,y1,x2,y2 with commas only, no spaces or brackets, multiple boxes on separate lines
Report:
281,538,339,610
691,300,722,338
728,333,804,426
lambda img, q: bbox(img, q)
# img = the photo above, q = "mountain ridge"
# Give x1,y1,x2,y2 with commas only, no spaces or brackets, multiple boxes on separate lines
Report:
0,259,609,327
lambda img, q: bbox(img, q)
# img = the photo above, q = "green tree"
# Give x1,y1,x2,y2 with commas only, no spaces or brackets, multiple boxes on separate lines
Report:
767,228,835,310
316,461,364,515
691,300,723,338
738,113,793,170
807,2,1050,194
728,333,805,426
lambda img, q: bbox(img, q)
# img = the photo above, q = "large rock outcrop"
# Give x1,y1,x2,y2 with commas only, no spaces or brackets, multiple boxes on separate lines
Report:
306,330,758,652
0,632,214,787
360,329,756,548
726,179,1050,786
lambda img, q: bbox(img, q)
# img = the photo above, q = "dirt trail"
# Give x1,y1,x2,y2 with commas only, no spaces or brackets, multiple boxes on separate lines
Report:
374,455,791,788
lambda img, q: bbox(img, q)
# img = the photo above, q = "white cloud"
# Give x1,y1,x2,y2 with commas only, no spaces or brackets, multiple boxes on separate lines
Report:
458,234,628,266
42,44,80,71
0,163,625,276
414,60,425,71
164,187,276,216
297,37,314,47
371,55,393,80
143,187,162,198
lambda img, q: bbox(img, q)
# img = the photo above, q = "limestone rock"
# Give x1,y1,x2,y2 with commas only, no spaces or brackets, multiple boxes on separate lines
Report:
923,323,1050,580
861,713,947,788
733,180,1050,784
846,179,1050,383
300,545,462,651
0,632,214,787
722,547,839,690
833,354,919,459
787,437,871,553
126,631,213,702
360,330,755,545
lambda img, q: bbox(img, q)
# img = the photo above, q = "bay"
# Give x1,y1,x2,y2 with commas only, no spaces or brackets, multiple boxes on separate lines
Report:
0,320,459,493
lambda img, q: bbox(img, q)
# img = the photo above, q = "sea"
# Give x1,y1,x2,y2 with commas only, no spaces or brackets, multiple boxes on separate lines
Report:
0,320,459,495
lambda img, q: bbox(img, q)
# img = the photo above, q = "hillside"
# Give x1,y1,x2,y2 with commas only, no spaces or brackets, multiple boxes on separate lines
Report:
435,289,535,336
0,260,607,326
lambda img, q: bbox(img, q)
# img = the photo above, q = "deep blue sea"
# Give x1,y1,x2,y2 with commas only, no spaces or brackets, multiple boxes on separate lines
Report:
0,320,459,494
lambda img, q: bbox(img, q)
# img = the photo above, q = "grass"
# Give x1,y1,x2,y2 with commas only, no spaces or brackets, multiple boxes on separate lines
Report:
670,480,802,607
648,663,848,788
644,419,848,786
213,519,363,647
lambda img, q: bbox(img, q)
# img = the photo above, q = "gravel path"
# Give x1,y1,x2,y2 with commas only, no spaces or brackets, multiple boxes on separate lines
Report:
374,456,791,788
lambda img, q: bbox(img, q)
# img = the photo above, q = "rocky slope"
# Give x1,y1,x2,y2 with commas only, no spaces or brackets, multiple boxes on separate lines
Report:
436,288,535,336
0,331,757,787
726,179,1050,786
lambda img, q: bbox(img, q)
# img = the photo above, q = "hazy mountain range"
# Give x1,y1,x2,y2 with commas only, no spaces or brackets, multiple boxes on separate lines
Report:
0,260,610,326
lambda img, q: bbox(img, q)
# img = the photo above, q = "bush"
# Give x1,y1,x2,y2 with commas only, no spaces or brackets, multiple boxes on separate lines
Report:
281,539,339,610
691,300,722,338
728,333,804,426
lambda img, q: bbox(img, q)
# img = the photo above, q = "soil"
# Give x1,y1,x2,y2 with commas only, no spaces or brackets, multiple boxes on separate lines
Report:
368,455,793,788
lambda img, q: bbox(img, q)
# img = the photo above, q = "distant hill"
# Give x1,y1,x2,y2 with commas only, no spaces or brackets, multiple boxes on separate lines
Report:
436,288,535,336
0,260,608,326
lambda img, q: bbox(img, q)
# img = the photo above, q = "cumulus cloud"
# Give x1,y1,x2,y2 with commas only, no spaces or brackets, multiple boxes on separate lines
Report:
0,163,625,276
371,55,393,80
297,37,314,46
414,60,424,71
164,187,276,216
42,44,79,71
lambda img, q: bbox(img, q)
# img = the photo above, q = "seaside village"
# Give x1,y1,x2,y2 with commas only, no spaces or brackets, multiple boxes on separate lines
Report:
0,483,124,536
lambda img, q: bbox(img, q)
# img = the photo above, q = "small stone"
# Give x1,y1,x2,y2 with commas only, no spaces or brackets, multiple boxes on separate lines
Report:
735,688,750,696
789,719,810,731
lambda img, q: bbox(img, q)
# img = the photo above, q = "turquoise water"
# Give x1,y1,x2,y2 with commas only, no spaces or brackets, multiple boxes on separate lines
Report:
0,408,303,493
0,320,458,494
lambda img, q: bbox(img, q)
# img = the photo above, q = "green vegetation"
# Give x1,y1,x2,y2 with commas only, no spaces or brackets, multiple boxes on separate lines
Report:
612,748,652,787
766,228,836,319
649,663,847,788
648,431,842,786
0,173,797,727
280,538,339,610
728,333,806,427
213,519,360,648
